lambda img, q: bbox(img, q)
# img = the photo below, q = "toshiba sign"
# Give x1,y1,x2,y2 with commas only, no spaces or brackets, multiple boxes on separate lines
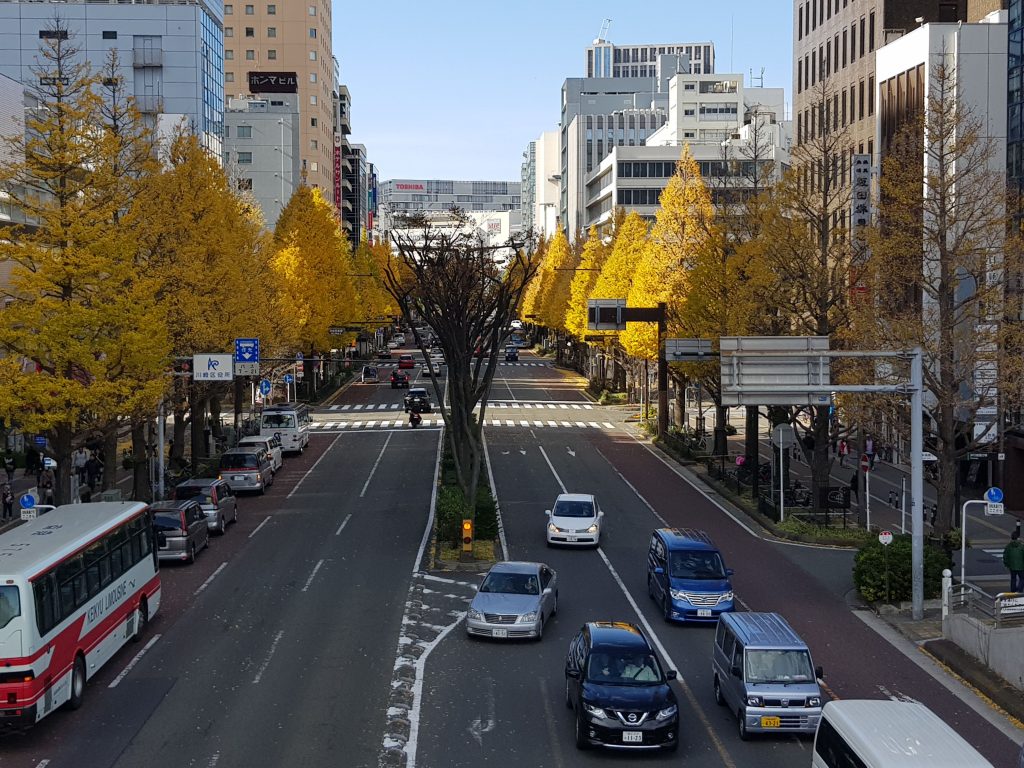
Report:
395,183,424,191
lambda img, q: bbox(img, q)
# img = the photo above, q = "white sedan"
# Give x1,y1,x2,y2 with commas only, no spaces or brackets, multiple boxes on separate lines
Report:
545,493,603,547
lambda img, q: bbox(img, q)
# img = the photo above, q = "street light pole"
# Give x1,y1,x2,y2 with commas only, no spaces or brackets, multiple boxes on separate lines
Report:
657,302,668,440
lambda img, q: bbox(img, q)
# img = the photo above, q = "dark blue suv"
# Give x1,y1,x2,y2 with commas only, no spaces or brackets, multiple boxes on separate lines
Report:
564,622,679,752
647,528,734,623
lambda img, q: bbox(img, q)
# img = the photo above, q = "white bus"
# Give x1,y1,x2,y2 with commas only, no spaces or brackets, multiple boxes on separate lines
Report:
0,502,161,727
260,403,310,454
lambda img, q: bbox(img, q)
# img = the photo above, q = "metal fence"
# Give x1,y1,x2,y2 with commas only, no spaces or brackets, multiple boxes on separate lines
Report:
948,582,1024,628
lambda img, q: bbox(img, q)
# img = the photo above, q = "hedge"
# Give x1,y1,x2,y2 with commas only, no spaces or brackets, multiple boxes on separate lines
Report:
852,535,950,603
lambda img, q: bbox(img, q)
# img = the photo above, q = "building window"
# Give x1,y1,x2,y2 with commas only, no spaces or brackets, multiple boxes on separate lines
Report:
237,152,253,164
268,50,276,59
309,50,317,60
310,139,318,150
310,161,318,172
858,80,864,120
245,50,254,60
238,178,253,191
310,72,317,83
224,126,230,138
225,49,234,60
245,4,254,14
267,4,276,13
868,75,874,115
225,3,232,12
225,71,234,82
308,5,316,15
309,27,317,38
237,125,252,138
310,94,317,105
859,17,865,57
102,31,117,40
39,29,69,40
225,27,233,37
267,27,276,37
868,11,875,51
311,117,317,127
245,27,254,37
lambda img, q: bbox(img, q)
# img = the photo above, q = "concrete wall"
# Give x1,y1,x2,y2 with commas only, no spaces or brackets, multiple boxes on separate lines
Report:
944,613,1024,691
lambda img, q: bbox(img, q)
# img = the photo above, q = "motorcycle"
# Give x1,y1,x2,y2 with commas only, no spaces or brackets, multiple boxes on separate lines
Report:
409,411,422,429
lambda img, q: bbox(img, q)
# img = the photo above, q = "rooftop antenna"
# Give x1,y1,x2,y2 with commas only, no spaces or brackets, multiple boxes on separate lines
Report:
749,66,765,88
594,18,611,45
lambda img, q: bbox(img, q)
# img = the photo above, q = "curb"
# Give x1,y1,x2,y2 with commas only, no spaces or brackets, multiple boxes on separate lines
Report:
921,638,1024,727
317,374,357,407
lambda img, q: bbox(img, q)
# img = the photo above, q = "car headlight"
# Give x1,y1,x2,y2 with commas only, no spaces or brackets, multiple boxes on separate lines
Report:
747,695,763,707
467,608,483,621
719,591,734,604
518,612,538,623
547,523,559,534
655,704,678,721
586,524,599,534
669,589,686,601
583,703,608,720
808,696,822,707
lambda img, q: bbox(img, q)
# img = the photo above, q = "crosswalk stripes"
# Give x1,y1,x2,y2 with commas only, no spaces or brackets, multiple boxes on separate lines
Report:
309,419,619,433
318,401,594,416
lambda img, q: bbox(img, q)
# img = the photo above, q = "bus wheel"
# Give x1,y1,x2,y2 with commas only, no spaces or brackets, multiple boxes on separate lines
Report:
67,655,86,710
133,597,149,642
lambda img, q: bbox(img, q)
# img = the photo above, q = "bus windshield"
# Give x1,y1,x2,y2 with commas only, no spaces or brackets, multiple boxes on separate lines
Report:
262,413,295,429
0,586,20,630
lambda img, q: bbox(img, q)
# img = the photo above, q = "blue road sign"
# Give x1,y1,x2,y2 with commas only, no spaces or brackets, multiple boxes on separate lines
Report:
295,352,304,361
235,337,260,363
284,374,294,384
33,435,46,448
19,493,35,509
259,379,272,395
985,486,1004,504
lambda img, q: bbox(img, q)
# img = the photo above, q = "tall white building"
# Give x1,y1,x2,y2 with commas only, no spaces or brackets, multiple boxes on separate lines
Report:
585,39,715,77
521,130,560,237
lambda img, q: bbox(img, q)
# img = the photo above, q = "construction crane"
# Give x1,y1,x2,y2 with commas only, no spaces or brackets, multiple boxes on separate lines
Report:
594,18,611,45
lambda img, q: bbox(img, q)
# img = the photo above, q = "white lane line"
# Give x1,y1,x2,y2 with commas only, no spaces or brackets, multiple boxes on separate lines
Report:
360,432,394,497
352,421,364,429
482,430,509,562
365,420,377,428
588,421,600,428
505,419,514,427
561,421,572,427
252,629,285,684
34,761,51,768
108,634,161,688
353,404,364,410
249,515,271,538
417,572,478,589
335,513,352,536
329,405,340,411
206,752,221,767
547,420,557,427
602,422,615,429
413,428,445,572
533,420,543,427
538,445,567,493
405,618,462,768
287,434,341,499
193,562,228,596
341,404,352,410
301,559,326,592
570,404,581,410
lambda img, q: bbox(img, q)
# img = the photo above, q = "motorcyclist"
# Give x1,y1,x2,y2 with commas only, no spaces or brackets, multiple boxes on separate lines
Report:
409,410,422,428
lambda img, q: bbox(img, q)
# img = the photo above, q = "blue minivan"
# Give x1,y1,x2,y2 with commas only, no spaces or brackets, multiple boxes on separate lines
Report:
646,528,734,623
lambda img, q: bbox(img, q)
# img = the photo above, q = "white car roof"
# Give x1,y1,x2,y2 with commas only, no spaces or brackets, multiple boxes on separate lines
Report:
555,493,595,503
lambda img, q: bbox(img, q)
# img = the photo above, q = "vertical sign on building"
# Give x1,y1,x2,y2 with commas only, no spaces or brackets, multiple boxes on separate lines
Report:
333,132,342,212
850,154,872,234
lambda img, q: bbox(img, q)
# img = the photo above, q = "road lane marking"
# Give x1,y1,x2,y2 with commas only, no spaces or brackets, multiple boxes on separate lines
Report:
360,432,394,497
538,678,567,768
351,421,363,429
602,422,615,429
33,761,51,768
108,634,161,688
561,421,572,427
329,405,340,411
405,617,464,767
286,434,341,499
335,513,352,537
482,430,509,561
252,629,285,683
415,429,445,571
249,515,271,538
417,572,478,589
301,559,325,592
194,562,228,596
538,445,567,492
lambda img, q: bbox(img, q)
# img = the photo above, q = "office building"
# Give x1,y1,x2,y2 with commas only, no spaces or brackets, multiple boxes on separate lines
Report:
335,80,352,228
585,39,715,77
0,0,224,155
223,94,299,229
521,130,560,237
343,142,370,246
222,0,334,193
379,179,521,232
1010,0,1024,193
521,141,536,232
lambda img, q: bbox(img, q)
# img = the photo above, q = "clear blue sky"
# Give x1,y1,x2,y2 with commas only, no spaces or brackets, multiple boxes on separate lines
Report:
335,1,793,183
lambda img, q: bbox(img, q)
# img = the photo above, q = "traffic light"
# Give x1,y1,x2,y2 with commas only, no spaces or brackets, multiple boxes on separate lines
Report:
462,519,473,552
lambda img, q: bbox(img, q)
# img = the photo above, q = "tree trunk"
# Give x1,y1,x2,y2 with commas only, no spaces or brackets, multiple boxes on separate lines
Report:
191,395,208,463
102,421,118,492
131,419,152,502
745,406,760,497
52,423,73,507
713,401,728,456
172,406,187,466
808,407,832,518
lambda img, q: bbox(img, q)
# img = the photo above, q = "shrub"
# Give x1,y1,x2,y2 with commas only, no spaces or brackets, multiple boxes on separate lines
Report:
475,485,499,540
853,536,950,603
775,517,875,546
435,485,466,545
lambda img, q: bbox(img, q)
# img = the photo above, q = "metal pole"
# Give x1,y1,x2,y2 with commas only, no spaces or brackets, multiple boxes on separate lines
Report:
157,399,165,501
959,499,985,585
911,347,925,620
779,442,785,523
901,476,907,534
866,469,871,531
657,303,668,440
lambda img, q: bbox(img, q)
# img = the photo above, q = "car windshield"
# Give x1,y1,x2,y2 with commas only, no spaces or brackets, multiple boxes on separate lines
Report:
744,649,815,684
154,512,184,532
175,486,213,505
587,652,663,684
552,499,595,518
220,454,258,470
0,586,21,630
262,414,295,429
669,550,726,579
479,571,540,595
409,389,427,398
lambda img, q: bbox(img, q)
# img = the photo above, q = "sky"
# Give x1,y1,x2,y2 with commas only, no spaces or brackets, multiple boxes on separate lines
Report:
335,1,794,183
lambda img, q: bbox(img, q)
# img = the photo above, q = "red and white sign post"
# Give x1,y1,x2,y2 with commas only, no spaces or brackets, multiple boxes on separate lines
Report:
879,529,894,603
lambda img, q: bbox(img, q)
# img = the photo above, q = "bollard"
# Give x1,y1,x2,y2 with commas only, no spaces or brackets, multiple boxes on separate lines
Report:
941,568,952,622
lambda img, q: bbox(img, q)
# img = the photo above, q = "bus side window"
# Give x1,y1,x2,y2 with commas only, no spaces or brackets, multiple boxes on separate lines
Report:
33,574,58,636
83,540,109,595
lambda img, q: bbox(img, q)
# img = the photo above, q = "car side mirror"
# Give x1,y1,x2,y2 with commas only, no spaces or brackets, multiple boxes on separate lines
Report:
545,509,551,516
654,566,664,575
598,510,604,517
665,669,677,681
726,568,735,576
731,663,742,677
566,668,581,679
542,587,553,595
815,665,824,680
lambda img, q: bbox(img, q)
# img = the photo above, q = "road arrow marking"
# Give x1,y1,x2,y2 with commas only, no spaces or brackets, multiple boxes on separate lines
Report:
567,446,576,457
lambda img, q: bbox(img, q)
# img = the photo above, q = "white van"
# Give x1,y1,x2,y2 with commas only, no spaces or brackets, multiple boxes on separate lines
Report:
812,700,993,768
260,404,310,455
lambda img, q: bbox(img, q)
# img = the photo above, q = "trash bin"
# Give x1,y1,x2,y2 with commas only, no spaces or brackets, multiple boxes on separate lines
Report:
100,489,123,502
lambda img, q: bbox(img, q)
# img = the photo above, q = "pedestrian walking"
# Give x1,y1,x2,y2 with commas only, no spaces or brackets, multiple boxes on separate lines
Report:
23,447,37,478
888,489,897,508
1003,530,1024,594
849,472,859,503
1,484,13,520
3,454,14,484
39,466,55,505
85,452,102,491
865,434,876,469
838,438,849,467
72,445,88,486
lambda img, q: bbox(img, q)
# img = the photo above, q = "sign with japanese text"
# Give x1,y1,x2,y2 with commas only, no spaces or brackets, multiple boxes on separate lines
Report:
850,154,872,231
247,71,297,94
193,354,234,381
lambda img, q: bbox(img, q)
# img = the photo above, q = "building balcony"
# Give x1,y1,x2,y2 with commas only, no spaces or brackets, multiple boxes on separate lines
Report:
133,48,164,68
135,94,162,113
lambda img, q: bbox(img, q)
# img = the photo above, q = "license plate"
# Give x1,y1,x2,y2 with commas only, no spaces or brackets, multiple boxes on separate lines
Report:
233,475,245,481
567,536,578,542
622,731,643,743
492,628,508,638
697,609,712,617
761,716,781,728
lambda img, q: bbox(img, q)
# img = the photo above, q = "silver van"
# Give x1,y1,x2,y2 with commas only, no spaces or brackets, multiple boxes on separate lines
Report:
218,448,274,494
712,611,824,739
174,478,238,534
152,499,210,563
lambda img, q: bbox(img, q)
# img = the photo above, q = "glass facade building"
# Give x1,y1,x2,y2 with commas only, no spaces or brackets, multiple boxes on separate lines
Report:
200,7,225,155
1010,0,1024,192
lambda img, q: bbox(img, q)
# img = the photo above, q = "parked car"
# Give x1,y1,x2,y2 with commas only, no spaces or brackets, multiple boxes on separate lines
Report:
360,365,380,383
391,370,410,388
376,347,393,359
391,334,406,347
647,527,734,623
238,434,283,473
565,622,679,751
398,354,415,369
505,345,519,362
712,612,823,739
422,360,443,377
174,478,238,534
510,319,524,330
466,561,557,640
546,493,603,547
152,499,210,563
387,340,400,349
218,448,274,494
404,387,432,413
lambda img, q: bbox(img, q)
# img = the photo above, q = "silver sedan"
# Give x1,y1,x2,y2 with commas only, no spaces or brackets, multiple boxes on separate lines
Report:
466,561,558,641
